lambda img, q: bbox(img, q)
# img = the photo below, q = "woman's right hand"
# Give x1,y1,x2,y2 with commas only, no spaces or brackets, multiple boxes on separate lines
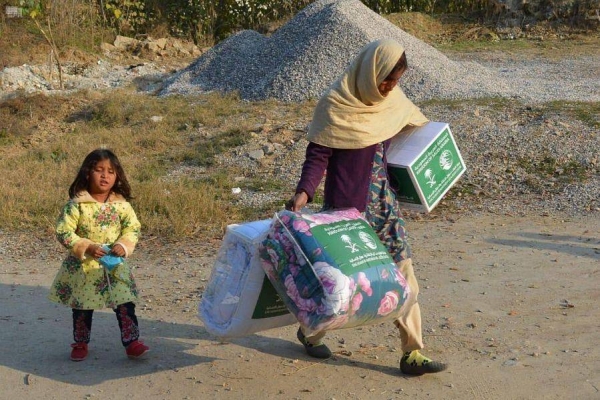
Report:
286,191,308,211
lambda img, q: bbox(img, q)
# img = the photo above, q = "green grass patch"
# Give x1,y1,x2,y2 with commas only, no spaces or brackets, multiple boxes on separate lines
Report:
518,155,587,183
244,177,287,192
0,128,13,145
543,101,600,128
188,128,248,167
420,96,512,110
237,199,287,222
436,38,532,53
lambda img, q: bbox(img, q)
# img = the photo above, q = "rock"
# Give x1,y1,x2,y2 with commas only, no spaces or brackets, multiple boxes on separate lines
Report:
100,42,118,54
262,143,276,155
155,38,168,50
145,41,162,53
248,150,265,160
114,35,139,50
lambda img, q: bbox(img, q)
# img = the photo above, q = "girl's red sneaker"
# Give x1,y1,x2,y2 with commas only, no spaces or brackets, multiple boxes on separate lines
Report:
126,340,149,359
70,342,88,361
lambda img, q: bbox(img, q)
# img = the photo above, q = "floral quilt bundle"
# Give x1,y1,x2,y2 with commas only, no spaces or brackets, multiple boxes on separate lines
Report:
259,208,411,336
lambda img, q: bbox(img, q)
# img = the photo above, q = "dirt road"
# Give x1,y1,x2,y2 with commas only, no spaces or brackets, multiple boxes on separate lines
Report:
1,214,598,399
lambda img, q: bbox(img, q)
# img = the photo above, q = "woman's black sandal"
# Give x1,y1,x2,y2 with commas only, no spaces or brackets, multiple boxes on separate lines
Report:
296,328,332,359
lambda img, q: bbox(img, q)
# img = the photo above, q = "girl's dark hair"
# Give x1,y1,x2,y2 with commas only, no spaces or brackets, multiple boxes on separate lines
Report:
389,52,408,76
68,148,132,200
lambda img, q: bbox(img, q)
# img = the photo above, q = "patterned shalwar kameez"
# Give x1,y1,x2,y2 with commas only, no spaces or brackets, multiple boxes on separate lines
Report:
48,191,142,346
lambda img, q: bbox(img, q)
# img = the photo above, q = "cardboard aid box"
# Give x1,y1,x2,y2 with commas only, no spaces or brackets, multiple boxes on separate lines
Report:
387,121,466,212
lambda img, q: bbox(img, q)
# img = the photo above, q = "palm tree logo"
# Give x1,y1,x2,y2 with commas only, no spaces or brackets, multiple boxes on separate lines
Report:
341,234,359,253
359,231,378,249
424,169,436,187
440,150,454,171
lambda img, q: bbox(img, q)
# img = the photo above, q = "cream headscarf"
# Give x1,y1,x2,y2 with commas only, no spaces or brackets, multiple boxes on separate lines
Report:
307,38,428,149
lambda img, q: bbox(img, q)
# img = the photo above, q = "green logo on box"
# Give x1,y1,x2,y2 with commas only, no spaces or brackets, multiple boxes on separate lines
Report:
310,219,392,275
412,129,465,207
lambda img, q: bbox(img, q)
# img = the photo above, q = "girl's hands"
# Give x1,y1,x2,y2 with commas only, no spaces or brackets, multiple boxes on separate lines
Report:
86,243,125,258
286,191,308,211
110,243,126,257
87,244,107,259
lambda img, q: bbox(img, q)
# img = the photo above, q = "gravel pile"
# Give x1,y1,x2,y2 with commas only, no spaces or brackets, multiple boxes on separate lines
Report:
159,0,598,104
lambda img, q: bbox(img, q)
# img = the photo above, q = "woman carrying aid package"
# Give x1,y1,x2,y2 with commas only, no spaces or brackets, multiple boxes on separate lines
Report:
287,38,446,375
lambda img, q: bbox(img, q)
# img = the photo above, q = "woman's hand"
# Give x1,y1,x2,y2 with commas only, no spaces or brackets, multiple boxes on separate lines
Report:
286,191,308,211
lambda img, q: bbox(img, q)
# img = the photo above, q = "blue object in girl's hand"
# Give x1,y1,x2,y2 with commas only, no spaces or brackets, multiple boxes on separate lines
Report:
99,245,124,271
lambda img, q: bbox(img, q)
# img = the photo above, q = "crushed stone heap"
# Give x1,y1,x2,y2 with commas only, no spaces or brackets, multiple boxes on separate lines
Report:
157,0,547,102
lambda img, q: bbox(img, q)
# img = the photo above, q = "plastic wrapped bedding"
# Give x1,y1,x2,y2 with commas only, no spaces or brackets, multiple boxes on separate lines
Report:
199,219,297,338
259,208,411,336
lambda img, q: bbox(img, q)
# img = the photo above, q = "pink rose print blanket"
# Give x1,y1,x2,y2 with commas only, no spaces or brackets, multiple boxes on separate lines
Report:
259,208,410,336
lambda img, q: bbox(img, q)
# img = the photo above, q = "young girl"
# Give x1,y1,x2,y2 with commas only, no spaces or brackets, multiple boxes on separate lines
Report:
48,148,149,361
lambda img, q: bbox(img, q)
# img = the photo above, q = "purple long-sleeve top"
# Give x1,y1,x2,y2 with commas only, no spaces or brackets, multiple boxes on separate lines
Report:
295,139,392,212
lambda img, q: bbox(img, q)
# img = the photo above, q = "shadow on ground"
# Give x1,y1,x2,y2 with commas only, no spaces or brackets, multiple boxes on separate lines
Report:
0,282,411,386
0,283,218,386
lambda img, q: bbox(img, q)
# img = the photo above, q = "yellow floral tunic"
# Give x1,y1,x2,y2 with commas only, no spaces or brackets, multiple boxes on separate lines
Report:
48,191,141,309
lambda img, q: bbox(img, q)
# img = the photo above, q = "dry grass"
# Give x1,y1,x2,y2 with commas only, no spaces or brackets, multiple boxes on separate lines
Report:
385,12,600,59
1,88,596,241
0,88,314,240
